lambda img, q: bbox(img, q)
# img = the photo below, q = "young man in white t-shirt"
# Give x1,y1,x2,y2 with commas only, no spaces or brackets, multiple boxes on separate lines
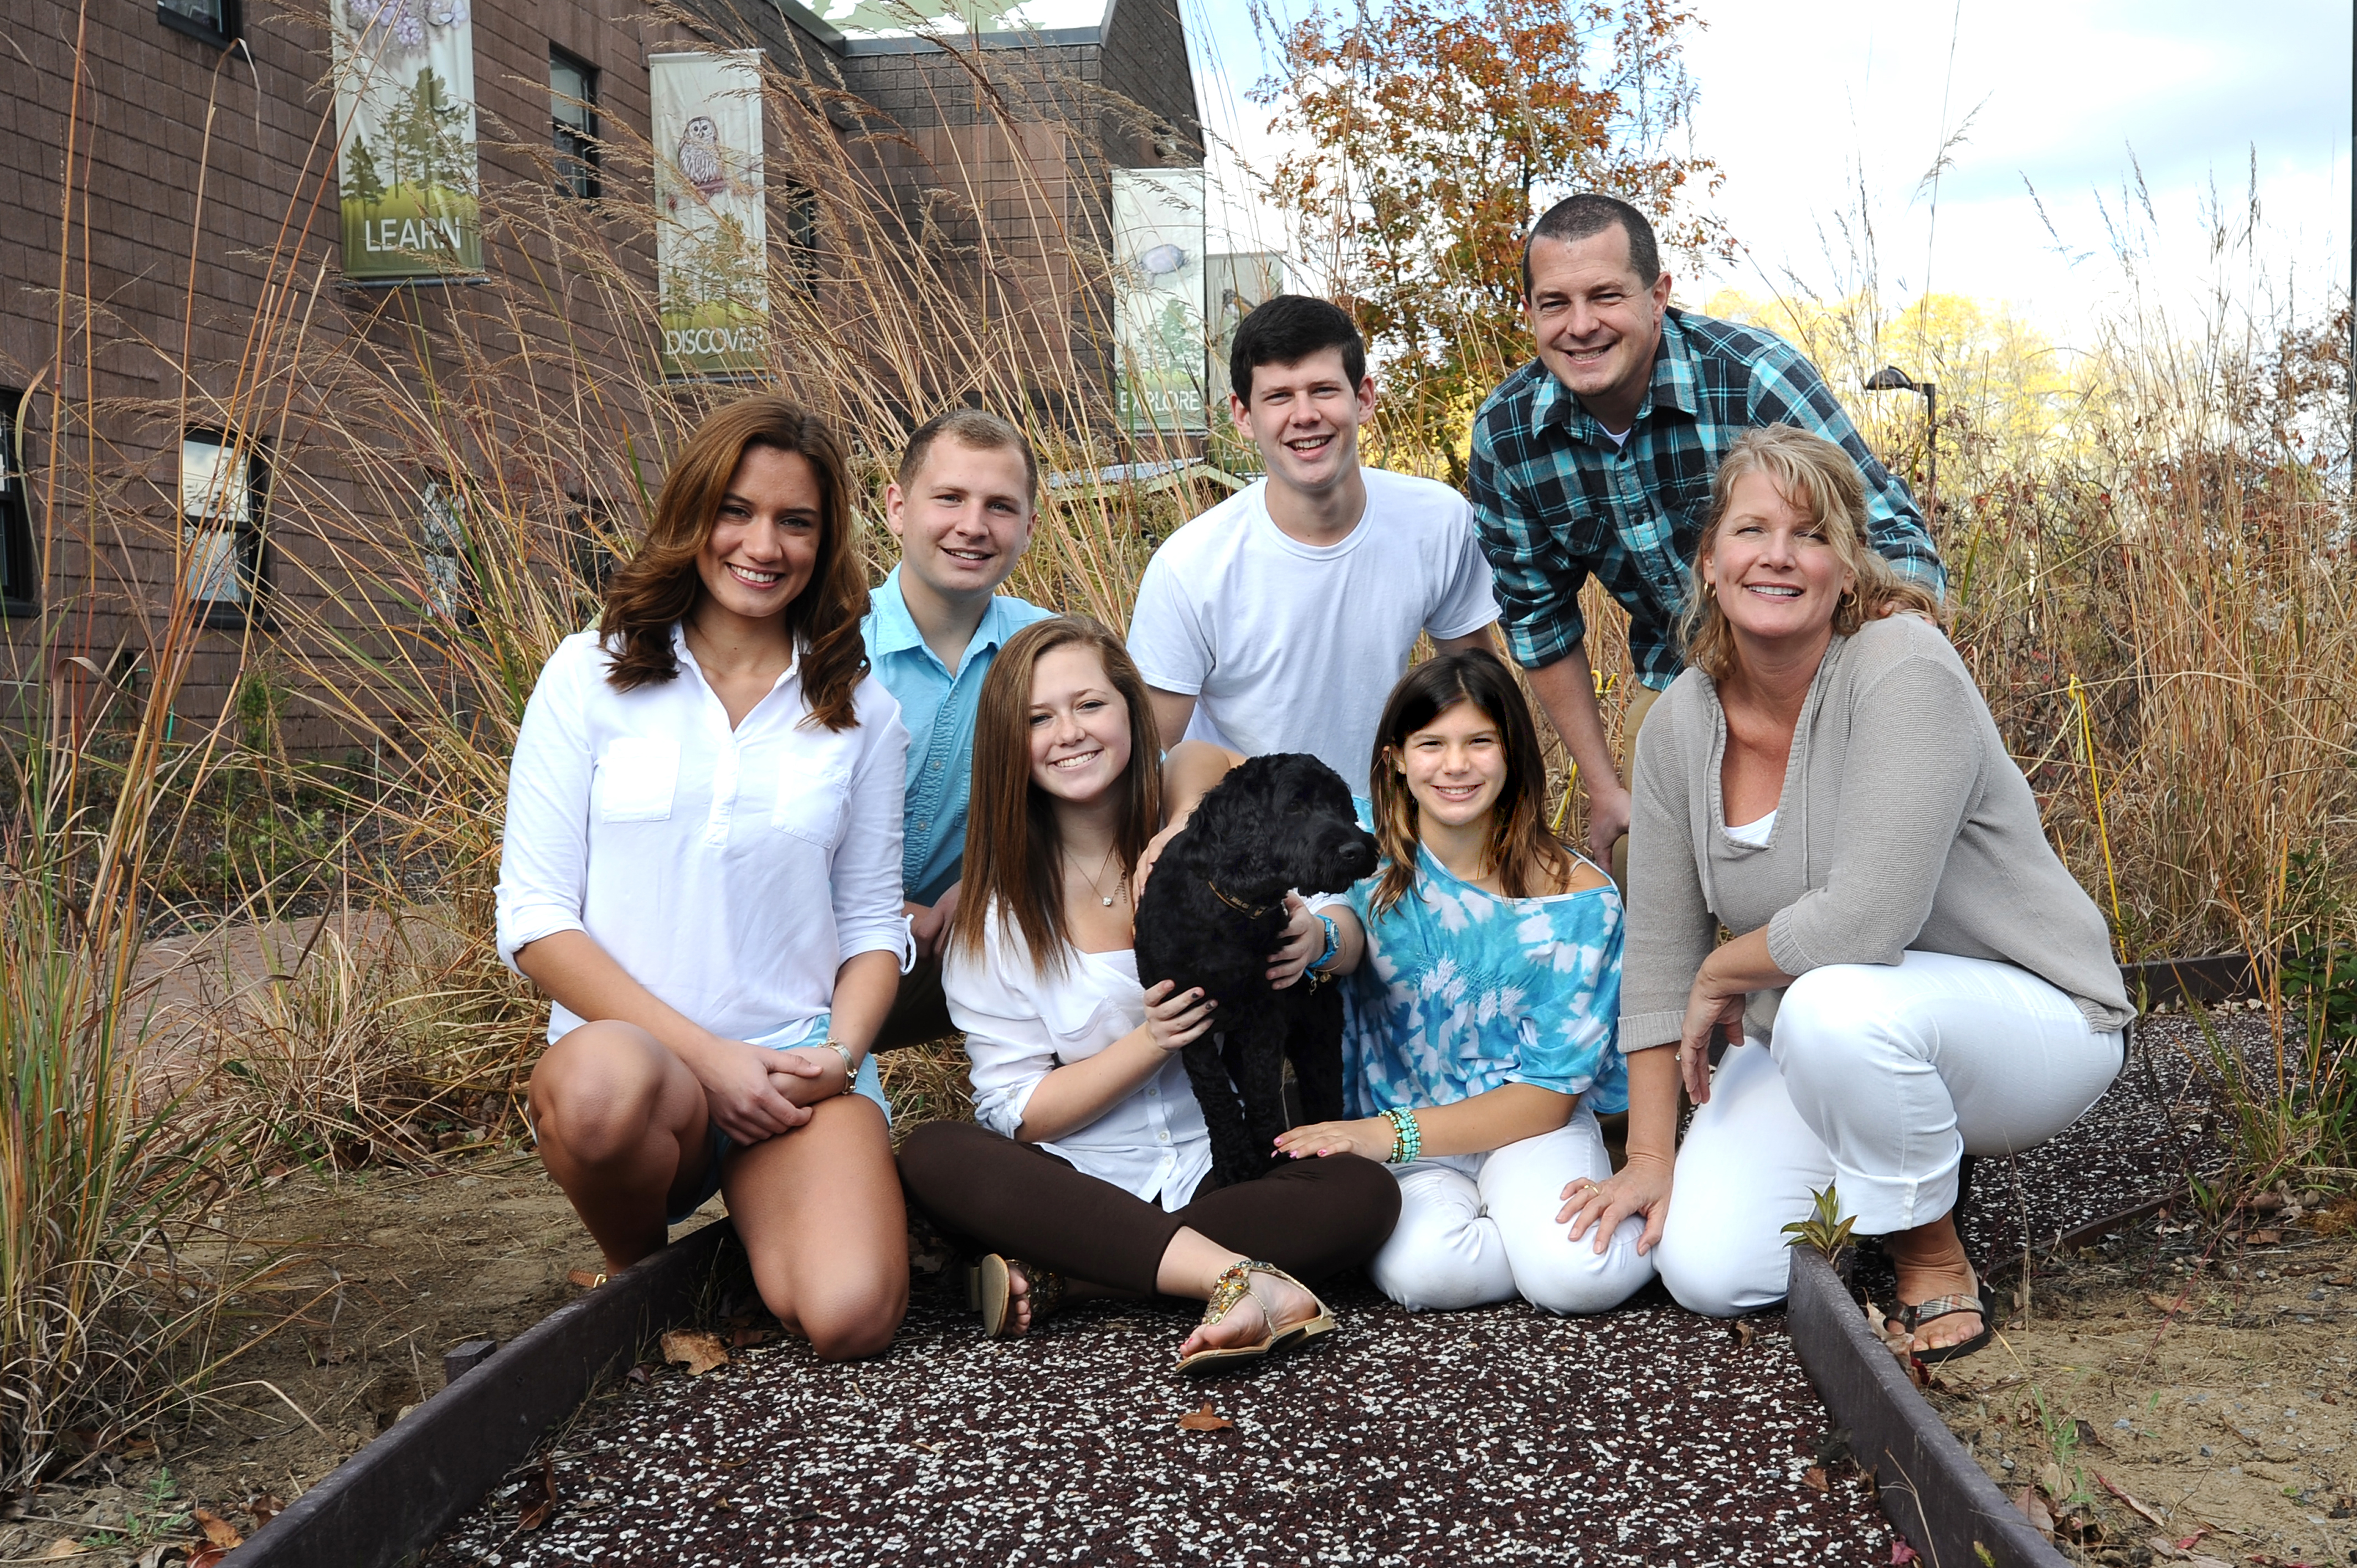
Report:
1128,295,1500,795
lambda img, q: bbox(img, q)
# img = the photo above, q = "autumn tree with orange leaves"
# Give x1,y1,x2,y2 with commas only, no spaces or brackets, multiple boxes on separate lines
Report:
1255,0,1727,479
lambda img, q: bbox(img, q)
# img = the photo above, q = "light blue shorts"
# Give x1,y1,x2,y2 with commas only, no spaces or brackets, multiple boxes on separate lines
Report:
668,1014,892,1226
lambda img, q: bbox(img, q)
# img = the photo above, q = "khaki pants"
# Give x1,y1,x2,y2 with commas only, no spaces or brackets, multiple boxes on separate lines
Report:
1607,681,1663,889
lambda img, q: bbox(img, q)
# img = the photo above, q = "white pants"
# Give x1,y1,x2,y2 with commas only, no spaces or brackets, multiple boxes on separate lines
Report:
1655,950,2124,1317
1370,1102,1656,1315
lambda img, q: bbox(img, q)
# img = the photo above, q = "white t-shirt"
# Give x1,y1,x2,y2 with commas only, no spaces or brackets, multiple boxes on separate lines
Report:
1126,468,1500,788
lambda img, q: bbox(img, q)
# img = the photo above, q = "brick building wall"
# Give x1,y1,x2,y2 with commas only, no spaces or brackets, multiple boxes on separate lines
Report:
0,0,1198,739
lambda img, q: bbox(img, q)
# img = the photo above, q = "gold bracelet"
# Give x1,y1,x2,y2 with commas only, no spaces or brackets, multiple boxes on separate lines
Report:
825,1039,856,1094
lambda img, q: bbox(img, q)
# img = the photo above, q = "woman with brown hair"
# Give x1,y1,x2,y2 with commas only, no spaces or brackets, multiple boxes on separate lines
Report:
1273,650,1653,1315
1563,424,2128,1360
894,615,1399,1373
496,395,913,1360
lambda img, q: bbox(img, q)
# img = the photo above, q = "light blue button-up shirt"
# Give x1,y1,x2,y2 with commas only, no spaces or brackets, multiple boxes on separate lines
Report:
861,566,1056,907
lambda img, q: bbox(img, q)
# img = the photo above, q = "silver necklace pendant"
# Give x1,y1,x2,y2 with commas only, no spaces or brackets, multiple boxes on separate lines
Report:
1100,895,1114,906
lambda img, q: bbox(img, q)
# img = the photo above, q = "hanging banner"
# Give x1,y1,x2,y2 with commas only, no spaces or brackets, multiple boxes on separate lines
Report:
1111,168,1208,436
651,51,769,380
331,0,483,280
1204,251,1285,464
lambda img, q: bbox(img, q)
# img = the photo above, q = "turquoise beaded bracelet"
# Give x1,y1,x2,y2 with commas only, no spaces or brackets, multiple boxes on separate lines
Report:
1382,1106,1422,1165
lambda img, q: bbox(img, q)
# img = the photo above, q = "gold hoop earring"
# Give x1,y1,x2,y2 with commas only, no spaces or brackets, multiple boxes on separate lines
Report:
1838,586,1858,610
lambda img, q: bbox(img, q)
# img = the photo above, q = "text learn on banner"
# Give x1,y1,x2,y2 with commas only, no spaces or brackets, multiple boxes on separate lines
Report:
332,0,483,281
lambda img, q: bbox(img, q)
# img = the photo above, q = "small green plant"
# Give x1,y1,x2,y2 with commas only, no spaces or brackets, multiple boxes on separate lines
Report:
107,1466,193,1552
1782,1184,1858,1259
2028,1385,2096,1508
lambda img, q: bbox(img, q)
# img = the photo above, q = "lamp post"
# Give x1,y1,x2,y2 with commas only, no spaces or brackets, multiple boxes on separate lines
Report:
1865,364,1938,523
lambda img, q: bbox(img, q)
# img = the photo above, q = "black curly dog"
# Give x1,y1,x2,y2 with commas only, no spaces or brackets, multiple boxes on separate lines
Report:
1135,754,1379,1189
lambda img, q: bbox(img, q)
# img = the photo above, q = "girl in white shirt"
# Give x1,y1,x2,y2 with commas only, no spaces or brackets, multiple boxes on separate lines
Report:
896,616,1399,1373
497,396,913,1361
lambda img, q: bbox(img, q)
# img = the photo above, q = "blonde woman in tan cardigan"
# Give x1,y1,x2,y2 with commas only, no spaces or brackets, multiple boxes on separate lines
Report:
1560,425,2130,1361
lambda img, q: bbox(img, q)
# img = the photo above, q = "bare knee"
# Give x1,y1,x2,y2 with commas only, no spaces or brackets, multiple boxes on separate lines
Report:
763,1268,907,1361
531,1023,675,1165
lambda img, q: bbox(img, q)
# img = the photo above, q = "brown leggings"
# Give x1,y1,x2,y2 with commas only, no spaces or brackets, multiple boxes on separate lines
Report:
897,1120,1400,1298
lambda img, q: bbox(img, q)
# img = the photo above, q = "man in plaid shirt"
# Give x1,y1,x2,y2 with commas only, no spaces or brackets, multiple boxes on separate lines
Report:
1469,193,1944,874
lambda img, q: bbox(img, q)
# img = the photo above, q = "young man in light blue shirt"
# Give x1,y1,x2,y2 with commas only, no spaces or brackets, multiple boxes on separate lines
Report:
863,409,1056,1048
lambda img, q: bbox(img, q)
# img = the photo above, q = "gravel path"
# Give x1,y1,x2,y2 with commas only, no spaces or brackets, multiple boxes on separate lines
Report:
1957,1011,2252,1270
426,1285,1894,1567
424,1011,2265,1566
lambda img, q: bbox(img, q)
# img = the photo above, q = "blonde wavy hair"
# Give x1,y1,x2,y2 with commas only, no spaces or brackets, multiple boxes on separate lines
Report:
1676,425,1943,682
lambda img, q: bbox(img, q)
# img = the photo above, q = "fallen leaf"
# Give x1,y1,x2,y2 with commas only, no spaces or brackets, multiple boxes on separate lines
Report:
2014,1485,2055,1538
2101,1473,2167,1529
566,1267,607,1290
2250,1228,2283,1245
2147,1291,2193,1316
194,1507,244,1549
1176,1399,1232,1432
190,1549,230,1568
1803,1466,1829,1492
626,1364,652,1387
39,1542,85,1561
246,1491,285,1528
661,1329,729,1376
2148,1537,2186,1561
2039,1460,2066,1499
1732,1319,1757,1349
518,1457,557,1531
1889,1541,1919,1565
2174,1528,2214,1551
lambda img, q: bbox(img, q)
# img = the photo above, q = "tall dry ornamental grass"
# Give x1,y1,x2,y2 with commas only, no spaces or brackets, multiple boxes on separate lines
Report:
3,2,1215,1485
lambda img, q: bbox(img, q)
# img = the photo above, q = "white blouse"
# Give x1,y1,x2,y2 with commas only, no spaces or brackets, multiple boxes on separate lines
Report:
944,912,1212,1211
495,626,912,1044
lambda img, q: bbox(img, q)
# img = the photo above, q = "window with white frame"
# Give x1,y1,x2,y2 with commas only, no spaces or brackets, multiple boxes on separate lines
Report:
0,390,35,614
179,430,266,629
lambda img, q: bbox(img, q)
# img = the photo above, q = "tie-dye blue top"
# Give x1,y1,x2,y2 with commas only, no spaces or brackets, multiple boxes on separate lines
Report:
1337,832,1627,1118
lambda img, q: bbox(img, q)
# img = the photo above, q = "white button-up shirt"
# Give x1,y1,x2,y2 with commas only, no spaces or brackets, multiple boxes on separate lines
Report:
495,626,912,1044
945,912,1212,1211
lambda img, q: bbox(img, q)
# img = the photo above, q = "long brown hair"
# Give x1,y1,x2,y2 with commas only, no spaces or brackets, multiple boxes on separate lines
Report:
598,395,870,729
1677,424,1943,683
1367,649,1573,917
950,616,1164,974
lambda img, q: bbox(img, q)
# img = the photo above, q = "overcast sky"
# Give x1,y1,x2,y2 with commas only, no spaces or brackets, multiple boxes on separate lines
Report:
1183,0,2350,341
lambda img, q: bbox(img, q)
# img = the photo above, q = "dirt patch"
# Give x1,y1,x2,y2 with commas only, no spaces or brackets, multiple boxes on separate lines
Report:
1923,1206,2357,1567
0,1149,668,1566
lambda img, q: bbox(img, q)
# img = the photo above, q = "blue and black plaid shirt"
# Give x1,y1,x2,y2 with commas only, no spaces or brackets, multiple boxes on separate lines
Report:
1468,307,1944,689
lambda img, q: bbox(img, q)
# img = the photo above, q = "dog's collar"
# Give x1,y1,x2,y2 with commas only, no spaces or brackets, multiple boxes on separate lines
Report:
1207,881,1279,920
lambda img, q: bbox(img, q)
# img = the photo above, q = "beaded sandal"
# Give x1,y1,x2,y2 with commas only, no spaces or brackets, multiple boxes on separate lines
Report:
977,1254,1064,1339
1174,1261,1335,1376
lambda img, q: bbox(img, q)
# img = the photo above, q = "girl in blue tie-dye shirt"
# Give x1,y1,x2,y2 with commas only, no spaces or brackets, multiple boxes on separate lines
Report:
1275,651,1656,1314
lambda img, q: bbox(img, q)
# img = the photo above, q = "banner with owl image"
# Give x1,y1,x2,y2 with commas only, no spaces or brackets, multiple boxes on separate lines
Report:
1111,169,1210,436
331,0,482,280
652,51,769,380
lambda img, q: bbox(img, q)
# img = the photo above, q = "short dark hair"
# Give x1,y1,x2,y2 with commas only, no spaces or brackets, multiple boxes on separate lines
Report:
1520,193,1661,298
898,408,1038,502
1228,295,1366,404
